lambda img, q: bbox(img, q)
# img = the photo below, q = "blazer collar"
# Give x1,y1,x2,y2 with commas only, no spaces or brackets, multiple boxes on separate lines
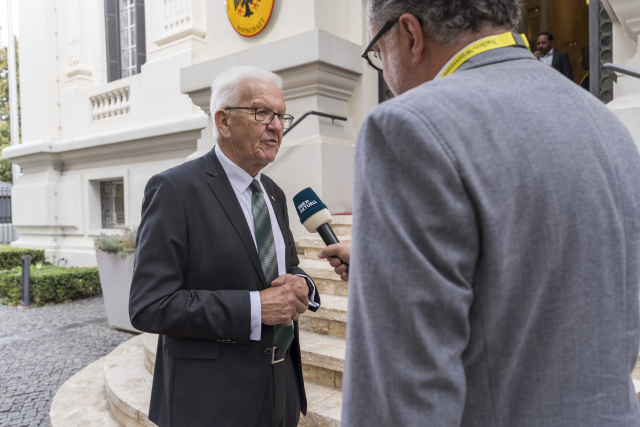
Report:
552,49,560,67
205,148,268,288
204,147,291,287
214,145,261,194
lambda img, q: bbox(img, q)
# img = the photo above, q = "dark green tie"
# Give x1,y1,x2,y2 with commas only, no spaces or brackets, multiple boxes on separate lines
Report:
250,179,294,352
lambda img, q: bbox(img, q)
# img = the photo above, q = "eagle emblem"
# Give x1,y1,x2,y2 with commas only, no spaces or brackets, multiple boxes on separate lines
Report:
234,0,261,18
226,0,273,37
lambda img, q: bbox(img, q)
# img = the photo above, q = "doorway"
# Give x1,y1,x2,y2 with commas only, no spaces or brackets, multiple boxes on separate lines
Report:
520,0,591,85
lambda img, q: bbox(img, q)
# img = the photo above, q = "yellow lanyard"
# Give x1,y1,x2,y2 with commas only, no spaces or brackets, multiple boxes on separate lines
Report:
580,72,589,86
440,32,531,78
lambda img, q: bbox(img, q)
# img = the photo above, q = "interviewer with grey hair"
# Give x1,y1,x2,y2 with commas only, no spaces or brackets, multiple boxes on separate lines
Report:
335,0,640,425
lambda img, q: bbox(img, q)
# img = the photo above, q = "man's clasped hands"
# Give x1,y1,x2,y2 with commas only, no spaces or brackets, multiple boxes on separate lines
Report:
260,274,309,327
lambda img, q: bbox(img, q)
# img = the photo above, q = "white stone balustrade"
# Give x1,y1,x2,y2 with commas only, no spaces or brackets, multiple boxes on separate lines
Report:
89,87,131,123
155,0,206,46
164,0,191,33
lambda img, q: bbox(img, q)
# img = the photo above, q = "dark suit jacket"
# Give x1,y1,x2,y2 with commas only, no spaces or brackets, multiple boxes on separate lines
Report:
129,148,320,427
552,49,573,80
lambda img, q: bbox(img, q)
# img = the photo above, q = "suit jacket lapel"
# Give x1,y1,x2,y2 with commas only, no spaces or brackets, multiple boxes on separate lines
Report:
552,50,559,69
261,177,291,270
205,150,268,289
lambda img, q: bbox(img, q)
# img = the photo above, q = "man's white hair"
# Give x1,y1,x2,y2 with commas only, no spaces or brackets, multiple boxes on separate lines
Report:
210,66,284,140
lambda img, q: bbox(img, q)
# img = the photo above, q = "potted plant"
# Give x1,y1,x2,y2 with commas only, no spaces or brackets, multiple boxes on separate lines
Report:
94,226,139,333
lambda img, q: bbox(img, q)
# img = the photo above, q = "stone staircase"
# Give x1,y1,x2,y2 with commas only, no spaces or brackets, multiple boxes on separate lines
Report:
50,215,352,427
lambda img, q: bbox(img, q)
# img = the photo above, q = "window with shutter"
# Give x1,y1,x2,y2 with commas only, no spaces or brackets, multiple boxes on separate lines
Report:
135,0,146,74
104,0,146,82
104,0,121,82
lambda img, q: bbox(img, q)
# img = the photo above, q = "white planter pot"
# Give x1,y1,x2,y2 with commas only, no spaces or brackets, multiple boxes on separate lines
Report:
96,251,140,333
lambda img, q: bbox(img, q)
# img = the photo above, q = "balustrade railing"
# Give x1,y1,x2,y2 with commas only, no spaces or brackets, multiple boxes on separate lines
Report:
89,87,131,123
163,0,191,34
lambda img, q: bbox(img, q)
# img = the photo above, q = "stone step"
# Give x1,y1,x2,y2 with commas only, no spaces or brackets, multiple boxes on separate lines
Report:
299,330,345,389
299,294,348,338
299,257,348,297
50,357,120,427
144,329,346,390
299,381,342,427
327,214,352,236
298,235,351,259
103,334,155,427
105,334,342,427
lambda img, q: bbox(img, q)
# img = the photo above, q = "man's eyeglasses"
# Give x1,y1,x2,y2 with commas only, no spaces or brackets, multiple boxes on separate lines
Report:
225,107,295,129
361,18,399,72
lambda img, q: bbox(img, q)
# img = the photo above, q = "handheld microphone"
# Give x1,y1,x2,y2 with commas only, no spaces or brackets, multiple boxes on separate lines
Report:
293,188,349,272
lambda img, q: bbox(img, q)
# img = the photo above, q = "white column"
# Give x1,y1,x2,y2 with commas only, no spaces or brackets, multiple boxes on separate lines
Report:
65,0,94,87
602,0,640,149
6,0,19,183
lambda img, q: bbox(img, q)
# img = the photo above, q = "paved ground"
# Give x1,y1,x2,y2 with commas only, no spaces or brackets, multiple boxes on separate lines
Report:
0,296,136,427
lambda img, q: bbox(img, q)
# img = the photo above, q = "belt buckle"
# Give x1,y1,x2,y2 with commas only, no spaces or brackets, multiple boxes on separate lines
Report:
271,346,285,364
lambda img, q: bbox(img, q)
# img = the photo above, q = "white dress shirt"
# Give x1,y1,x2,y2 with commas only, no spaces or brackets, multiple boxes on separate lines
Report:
215,146,317,341
539,48,554,66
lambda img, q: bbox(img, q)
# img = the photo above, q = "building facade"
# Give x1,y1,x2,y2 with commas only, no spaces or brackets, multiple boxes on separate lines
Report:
3,0,640,267
4,0,377,266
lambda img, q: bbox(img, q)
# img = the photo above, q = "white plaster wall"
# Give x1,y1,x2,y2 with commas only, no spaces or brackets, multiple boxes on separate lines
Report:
604,0,640,151
9,0,209,266
19,0,61,143
206,0,362,59
11,155,193,267
10,0,379,265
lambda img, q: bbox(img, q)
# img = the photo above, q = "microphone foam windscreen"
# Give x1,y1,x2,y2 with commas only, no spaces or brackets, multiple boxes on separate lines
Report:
293,187,328,225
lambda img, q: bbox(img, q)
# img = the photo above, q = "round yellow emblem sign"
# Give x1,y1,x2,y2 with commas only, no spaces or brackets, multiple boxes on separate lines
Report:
226,0,275,38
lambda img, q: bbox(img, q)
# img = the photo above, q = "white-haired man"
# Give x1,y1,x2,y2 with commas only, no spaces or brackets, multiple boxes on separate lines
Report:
129,66,321,427
328,0,640,426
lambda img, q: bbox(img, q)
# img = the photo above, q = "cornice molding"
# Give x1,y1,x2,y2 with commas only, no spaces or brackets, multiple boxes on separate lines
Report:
180,29,363,96
3,114,208,172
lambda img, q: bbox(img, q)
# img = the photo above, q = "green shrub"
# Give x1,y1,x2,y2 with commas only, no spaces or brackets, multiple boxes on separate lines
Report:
0,245,45,270
94,226,137,261
0,265,101,306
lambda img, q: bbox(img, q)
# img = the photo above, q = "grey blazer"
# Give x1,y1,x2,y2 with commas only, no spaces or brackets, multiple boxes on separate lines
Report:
342,47,640,426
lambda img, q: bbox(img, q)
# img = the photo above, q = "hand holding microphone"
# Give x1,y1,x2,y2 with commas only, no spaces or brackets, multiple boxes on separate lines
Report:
293,188,350,279
318,242,350,282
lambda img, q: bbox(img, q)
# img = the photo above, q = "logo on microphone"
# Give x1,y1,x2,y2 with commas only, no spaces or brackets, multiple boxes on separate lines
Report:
297,199,317,214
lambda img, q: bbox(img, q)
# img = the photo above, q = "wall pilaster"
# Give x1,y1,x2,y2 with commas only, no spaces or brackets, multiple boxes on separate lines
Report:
601,0,640,149
65,0,94,88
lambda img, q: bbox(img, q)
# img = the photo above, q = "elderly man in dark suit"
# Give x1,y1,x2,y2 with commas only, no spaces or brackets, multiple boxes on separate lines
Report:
129,65,321,427
535,31,574,80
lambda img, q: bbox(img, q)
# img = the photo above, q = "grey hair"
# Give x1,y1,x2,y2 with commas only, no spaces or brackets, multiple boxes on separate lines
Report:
365,0,524,47
210,66,284,140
